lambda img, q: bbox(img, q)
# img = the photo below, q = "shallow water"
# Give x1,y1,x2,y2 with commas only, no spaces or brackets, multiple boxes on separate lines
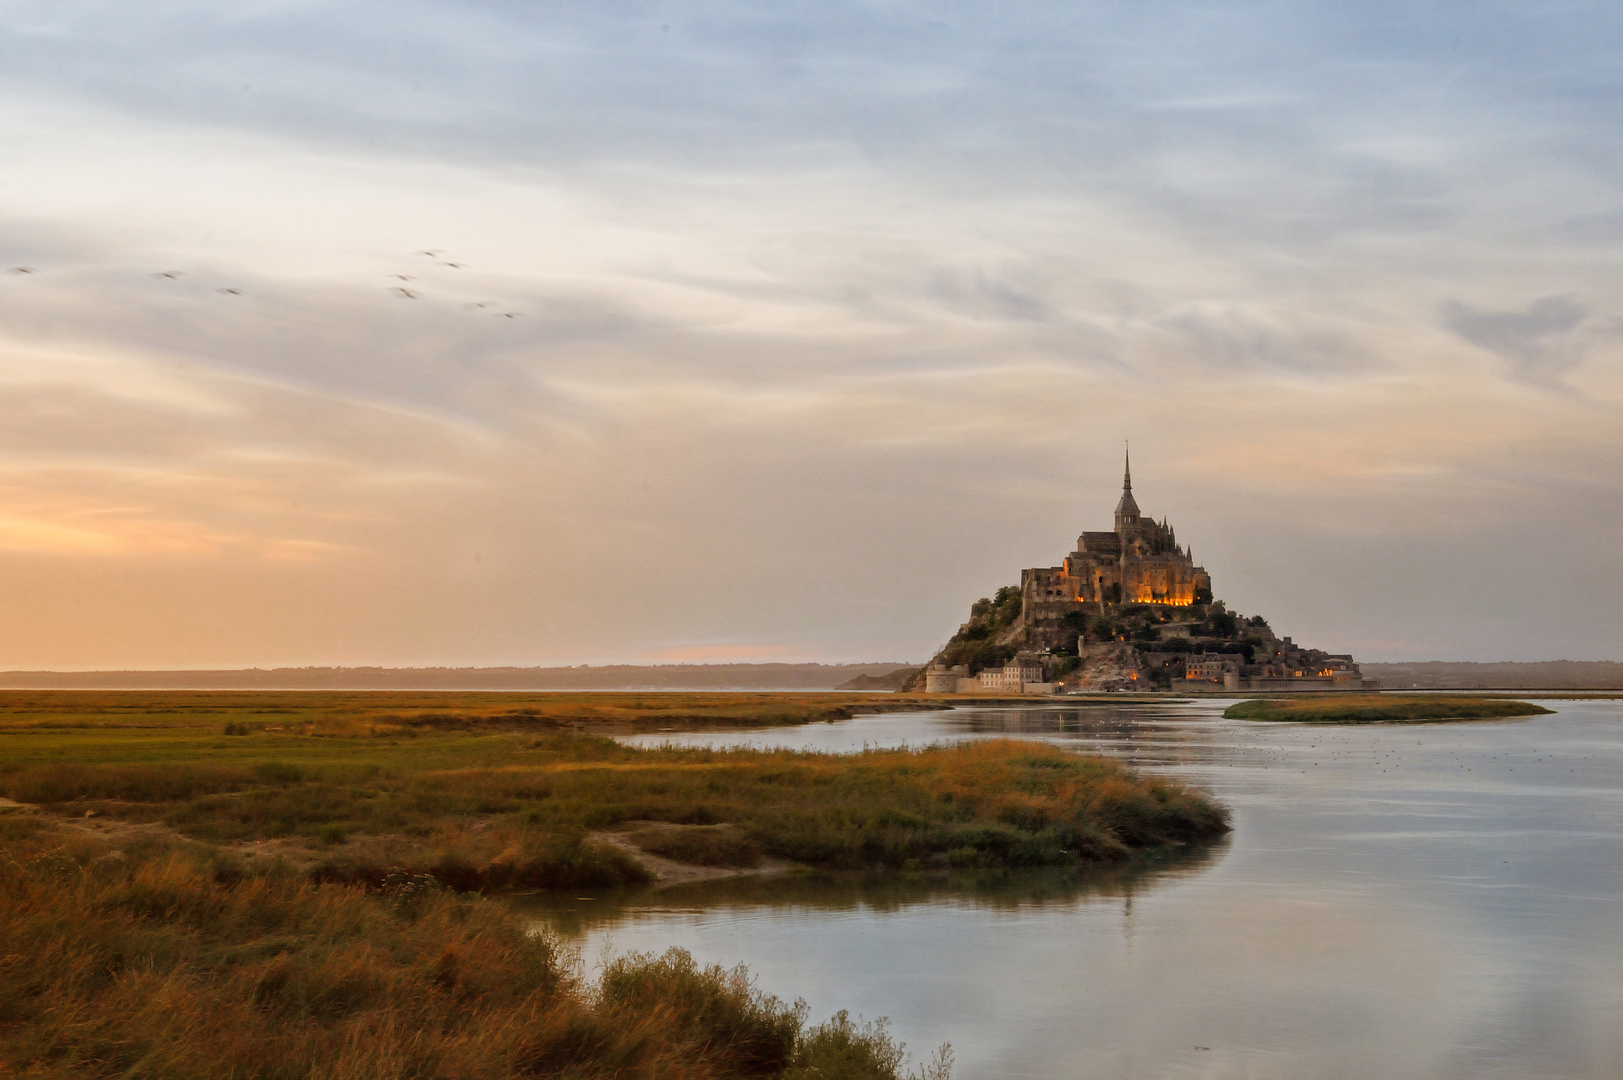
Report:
517,699,1623,1079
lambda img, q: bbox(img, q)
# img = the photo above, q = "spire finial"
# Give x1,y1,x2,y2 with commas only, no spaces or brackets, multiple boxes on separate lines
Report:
1123,441,1132,492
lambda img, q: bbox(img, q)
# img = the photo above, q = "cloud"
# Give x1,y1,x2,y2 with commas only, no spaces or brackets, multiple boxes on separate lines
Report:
1143,302,1378,377
1440,295,1588,385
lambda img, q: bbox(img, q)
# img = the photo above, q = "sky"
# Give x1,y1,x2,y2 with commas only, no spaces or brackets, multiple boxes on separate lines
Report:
0,1,1620,668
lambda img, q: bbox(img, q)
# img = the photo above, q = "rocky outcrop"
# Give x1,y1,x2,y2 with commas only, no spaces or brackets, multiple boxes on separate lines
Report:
1061,643,1142,692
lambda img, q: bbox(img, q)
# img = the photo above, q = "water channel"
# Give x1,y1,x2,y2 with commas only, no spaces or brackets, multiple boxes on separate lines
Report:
515,699,1623,1079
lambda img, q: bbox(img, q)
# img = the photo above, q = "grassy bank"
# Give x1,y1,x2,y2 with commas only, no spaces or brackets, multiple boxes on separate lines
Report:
0,815,946,1079
0,689,943,735
0,691,1227,887
1224,694,1554,723
0,690,1227,1078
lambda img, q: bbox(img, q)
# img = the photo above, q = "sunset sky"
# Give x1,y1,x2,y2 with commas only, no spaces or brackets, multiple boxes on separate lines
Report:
1,2,1619,668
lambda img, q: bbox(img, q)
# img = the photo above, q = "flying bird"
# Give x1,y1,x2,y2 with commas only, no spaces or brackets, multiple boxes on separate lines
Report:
438,262,465,269
387,274,415,281
415,249,444,257
466,301,492,309
217,288,242,295
153,271,183,279
391,287,421,299
495,311,521,318
7,266,35,274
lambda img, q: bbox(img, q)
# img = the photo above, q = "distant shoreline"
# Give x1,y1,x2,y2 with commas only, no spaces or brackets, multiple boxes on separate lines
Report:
0,662,922,692
1361,661,1623,691
0,659,1618,692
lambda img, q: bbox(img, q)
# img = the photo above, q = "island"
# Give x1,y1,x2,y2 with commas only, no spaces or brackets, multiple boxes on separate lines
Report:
1224,695,1554,723
907,451,1372,694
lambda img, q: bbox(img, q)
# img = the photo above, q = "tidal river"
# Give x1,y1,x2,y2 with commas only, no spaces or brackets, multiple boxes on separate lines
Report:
516,699,1623,1080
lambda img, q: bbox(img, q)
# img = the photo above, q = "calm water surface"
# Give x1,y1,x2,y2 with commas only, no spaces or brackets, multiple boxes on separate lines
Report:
517,699,1623,1079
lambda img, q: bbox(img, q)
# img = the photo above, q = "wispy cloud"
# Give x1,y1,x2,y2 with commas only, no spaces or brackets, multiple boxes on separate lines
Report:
1440,295,1588,386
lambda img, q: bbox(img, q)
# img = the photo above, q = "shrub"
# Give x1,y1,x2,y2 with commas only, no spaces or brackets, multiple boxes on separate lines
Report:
787,1011,953,1080
1048,656,1081,678
599,948,803,1075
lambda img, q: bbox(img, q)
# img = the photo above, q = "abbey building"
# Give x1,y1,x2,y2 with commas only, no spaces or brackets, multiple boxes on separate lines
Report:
912,449,1368,694
1020,452,1211,652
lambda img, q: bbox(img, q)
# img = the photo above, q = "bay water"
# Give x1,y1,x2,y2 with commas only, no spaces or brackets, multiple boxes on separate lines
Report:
516,699,1623,1079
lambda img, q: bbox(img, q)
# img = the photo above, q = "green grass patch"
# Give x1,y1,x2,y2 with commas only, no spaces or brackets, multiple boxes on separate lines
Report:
1224,694,1554,723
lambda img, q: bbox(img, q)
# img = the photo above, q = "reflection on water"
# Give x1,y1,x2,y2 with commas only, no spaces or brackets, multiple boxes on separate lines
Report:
512,839,1229,938
529,699,1623,1080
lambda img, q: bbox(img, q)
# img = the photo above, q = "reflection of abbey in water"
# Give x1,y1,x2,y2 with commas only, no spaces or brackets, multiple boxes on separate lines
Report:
913,451,1368,694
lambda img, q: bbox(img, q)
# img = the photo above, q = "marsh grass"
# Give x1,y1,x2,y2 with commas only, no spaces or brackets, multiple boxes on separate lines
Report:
0,691,1231,1077
1224,694,1554,723
2,737,1228,884
0,689,936,738
0,692,1228,890
0,827,942,1079
625,824,765,868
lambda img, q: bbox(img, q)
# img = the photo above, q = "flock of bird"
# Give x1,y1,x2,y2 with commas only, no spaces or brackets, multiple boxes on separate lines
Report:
5,250,524,318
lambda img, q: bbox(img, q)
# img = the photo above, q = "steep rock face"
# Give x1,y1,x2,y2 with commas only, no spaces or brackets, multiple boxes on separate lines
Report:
1061,644,1142,692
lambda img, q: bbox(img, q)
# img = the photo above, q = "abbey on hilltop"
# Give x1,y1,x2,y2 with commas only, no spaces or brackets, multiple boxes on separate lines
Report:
1021,450,1211,651
912,450,1367,694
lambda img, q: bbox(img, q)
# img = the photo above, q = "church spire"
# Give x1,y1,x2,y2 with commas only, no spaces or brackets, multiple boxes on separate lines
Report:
1113,441,1141,531
1123,442,1132,493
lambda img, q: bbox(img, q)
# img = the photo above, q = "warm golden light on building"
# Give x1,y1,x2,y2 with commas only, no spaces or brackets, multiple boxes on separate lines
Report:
927,449,1367,696
1018,450,1211,650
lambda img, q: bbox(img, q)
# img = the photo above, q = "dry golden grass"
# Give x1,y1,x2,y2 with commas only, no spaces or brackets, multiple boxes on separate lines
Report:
0,689,936,736
0,692,1229,887
0,818,943,1079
